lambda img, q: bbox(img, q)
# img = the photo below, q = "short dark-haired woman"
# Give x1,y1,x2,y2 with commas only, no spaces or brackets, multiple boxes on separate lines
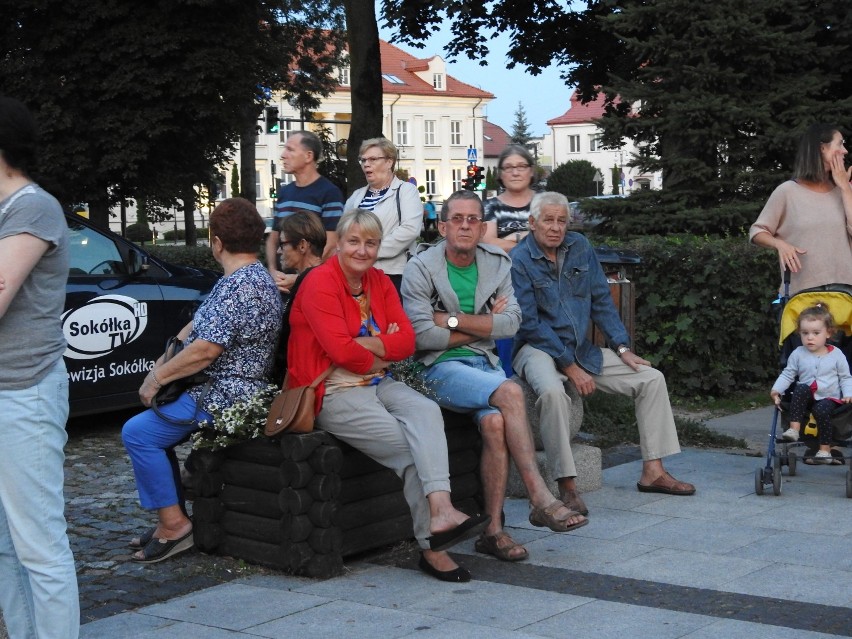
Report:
123,197,282,563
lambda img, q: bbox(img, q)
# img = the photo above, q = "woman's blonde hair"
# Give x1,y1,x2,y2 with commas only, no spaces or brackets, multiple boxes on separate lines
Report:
337,208,384,240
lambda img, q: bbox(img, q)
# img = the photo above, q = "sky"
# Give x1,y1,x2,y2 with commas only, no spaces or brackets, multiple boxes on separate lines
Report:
377,24,573,137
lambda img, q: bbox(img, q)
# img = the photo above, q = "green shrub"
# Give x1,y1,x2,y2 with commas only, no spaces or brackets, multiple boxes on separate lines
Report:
162,227,208,242
146,245,223,273
613,234,780,400
125,222,152,243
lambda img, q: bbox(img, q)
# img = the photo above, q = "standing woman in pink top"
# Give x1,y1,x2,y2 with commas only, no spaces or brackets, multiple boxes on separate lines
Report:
750,124,852,295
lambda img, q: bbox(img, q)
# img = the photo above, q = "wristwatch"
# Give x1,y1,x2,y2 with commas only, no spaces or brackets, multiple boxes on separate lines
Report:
447,313,459,330
616,344,630,357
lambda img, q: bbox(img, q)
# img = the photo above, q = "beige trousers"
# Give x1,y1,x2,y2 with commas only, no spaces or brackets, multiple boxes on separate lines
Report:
514,344,681,480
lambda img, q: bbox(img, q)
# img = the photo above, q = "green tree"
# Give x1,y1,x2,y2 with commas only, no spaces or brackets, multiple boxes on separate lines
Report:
0,0,344,236
382,0,852,233
547,160,597,199
485,166,498,191
510,102,532,146
231,165,241,200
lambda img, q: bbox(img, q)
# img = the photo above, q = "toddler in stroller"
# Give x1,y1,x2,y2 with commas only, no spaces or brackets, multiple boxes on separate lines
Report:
771,301,852,464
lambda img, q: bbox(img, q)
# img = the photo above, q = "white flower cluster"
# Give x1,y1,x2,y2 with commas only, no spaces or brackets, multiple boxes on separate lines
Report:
191,384,279,451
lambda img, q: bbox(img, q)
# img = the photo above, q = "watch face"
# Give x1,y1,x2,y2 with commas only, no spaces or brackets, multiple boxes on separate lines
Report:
448,316,459,329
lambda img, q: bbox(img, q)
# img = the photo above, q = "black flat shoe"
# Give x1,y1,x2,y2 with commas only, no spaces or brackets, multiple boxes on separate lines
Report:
427,513,491,551
418,553,471,583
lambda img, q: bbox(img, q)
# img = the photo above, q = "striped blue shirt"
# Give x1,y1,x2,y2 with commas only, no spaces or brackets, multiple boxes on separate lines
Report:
273,177,344,232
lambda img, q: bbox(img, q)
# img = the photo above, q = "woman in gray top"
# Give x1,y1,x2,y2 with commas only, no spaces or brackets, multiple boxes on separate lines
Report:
0,97,79,638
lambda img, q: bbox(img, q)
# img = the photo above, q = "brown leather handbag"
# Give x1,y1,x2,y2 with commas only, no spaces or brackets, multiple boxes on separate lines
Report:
264,366,334,437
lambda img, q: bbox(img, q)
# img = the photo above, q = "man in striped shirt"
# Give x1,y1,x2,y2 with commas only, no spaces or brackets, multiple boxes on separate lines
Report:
266,130,344,292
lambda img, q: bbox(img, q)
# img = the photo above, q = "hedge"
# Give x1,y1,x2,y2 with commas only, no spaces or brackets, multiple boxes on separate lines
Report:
615,233,780,400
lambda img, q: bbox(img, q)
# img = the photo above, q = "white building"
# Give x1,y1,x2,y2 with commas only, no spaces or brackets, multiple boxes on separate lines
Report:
546,91,661,194
110,39,493,235
253,39,493,216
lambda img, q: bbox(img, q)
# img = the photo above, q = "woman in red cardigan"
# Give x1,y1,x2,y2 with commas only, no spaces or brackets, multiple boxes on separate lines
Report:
287,209,488,582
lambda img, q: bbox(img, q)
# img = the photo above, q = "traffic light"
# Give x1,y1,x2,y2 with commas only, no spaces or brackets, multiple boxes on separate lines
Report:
473,165,484,188
462,164,477,190
265,107,279,134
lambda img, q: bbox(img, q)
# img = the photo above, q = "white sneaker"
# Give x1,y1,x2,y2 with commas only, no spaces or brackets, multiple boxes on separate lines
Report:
781,428,799,442
815,450,833,464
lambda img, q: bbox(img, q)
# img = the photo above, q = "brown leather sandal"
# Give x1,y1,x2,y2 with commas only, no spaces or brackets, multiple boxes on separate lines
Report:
529,500,588,533
474,531,529,562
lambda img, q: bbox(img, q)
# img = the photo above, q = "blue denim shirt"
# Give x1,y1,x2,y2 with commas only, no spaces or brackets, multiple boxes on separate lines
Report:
510,232,629,375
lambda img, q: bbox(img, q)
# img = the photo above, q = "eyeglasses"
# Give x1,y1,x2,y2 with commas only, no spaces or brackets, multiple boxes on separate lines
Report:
278,238,298,250
501,163,531,172
444,215,483,226
358,156,389,165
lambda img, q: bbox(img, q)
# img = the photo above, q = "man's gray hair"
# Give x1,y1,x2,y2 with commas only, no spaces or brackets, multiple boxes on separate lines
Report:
441,189,484,221
530,191,570,221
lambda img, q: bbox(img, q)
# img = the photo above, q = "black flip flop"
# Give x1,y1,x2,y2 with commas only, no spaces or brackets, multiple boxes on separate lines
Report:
131,530,194,564
427,514,490,551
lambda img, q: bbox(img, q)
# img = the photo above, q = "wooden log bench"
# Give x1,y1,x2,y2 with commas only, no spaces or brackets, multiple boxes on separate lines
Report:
188,384,603,579
189,410,483,578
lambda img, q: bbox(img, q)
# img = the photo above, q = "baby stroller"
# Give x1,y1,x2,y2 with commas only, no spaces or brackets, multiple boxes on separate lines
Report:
755,279,852,498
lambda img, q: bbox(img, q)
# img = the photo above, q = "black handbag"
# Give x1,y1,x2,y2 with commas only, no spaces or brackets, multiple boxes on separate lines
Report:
151,336,211,424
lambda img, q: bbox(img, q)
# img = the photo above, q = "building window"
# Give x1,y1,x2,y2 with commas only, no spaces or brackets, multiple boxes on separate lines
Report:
425,169,437,195
382,74,405,85
452,168,463,191
424,120,437,146
279,119,296,143
589,134,600,152
396,120,409,147
450,120,462,146
254,169,262,197
433,73,444,90
338,66,350,86
568,135,580,153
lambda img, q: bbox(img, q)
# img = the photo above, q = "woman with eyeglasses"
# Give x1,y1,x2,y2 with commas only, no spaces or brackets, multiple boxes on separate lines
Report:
268,210,327,384
483,144,539,375
344,137,423,292
483,144,539,253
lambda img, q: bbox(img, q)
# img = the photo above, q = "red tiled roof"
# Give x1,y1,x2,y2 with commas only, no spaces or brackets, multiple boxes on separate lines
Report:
337,40,494,99
483,120,511,157
546,91,621,126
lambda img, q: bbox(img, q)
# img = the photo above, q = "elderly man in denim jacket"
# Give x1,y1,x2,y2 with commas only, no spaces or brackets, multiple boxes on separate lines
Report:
510,192,695,515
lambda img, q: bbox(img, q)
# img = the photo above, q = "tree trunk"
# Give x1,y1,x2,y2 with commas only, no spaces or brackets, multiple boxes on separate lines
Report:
87,194,110,229
343,0,384,197
240,110,259,203
182,184,198,246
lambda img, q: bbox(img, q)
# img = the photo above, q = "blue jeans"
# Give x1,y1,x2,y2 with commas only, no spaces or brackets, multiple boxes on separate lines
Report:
419,355,506,425
0,359,79,639
122,393,213,510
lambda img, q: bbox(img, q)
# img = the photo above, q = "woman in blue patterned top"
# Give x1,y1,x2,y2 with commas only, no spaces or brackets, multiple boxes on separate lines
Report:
123,198,282,563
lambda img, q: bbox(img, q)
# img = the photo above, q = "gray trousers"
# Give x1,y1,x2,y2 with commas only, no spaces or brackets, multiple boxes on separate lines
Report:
514,345,681,480
317,377,451,549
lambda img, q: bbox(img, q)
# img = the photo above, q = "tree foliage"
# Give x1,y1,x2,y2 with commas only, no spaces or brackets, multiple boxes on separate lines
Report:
381,0,852,233
547,160,598,199
0,0,344,230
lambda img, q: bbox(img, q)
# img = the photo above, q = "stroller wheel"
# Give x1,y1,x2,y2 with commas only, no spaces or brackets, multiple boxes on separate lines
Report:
787,451,797,476
772,465,782,496
754,468,765,495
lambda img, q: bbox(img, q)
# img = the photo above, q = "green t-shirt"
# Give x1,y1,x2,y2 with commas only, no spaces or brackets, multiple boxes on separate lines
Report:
434,260,478,364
